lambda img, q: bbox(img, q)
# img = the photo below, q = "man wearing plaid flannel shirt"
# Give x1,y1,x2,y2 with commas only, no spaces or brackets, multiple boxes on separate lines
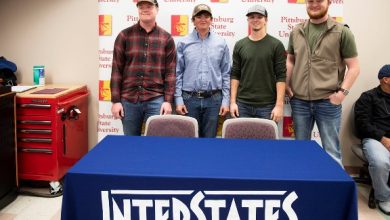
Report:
110,0,176,135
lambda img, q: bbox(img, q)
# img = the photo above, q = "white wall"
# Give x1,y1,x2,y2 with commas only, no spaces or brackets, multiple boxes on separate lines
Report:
1,0,389,167
0,0,98,150
341,0,390,166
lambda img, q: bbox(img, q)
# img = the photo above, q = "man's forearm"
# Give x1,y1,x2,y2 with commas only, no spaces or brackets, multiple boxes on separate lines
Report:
230,79,239,104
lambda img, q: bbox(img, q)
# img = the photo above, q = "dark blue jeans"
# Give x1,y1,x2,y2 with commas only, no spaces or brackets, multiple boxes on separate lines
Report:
121,96,163,136
237,101,274,119
183,91,222,138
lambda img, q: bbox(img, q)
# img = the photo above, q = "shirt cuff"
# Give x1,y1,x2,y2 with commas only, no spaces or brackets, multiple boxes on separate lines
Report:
222,98,229,107
175,96,184,106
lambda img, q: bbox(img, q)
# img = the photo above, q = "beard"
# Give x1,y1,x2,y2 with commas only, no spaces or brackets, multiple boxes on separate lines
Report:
307,6,328,19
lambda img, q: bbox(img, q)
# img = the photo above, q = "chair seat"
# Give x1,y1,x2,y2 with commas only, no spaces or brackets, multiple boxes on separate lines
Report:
351,143,367,162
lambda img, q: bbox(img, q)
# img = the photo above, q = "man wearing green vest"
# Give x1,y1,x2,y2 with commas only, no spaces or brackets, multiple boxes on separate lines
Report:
286,0,360,166
230,5,286,122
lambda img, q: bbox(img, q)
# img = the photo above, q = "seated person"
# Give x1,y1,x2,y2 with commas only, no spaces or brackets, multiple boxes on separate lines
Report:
355,64,390,215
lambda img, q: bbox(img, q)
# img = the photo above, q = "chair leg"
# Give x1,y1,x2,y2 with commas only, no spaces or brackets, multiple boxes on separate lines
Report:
368,188,376,209
353,176,371,185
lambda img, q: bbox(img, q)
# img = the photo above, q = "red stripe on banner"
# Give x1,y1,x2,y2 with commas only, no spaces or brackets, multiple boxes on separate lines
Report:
171,15,180,36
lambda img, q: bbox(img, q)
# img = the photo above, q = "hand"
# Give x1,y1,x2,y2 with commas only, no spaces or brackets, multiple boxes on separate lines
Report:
176,104,188,115
328,91,345,105
111,103,124,119
271,105,283,122
219,106,229,116
286,86,294,98
230,102,239,118
160,102,172,115
381,137,390,151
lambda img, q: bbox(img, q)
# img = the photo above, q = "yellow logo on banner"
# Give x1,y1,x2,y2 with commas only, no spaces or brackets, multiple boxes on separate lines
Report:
288,0,305,3
99,80,111,101
333,17,344,23
171,15,188,36
99,15,112,36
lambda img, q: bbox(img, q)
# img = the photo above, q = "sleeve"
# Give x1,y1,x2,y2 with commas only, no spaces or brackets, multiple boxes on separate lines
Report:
110,31,126,103
287,32,294,55
174,42,185,106
340,26,358,59
164,35,177,103
230,41,241,80
220,43,231,107
354,91,386,141
274,41,287,82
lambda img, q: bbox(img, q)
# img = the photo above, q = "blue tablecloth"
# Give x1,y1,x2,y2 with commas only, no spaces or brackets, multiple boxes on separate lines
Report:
61,135,357,220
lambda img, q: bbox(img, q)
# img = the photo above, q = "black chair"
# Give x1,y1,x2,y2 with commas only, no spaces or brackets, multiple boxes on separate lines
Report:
351,142,376,208
351,103,376,208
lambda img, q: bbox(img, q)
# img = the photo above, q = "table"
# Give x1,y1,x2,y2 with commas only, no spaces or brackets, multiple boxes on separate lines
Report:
61,136,357,220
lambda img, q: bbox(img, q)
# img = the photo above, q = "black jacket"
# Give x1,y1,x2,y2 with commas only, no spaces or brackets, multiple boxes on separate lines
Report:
354,86,390,141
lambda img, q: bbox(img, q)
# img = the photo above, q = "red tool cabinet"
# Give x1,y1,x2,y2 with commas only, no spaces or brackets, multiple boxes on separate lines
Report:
16,85,88,182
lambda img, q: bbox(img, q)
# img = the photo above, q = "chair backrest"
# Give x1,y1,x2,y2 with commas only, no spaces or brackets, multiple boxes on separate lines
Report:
144,115,199,137
222,118,279,139
350,102,368,162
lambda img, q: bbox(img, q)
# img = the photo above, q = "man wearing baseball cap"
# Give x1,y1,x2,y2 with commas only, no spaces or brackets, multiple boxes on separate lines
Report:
175,4,230,137
230,5,286,123
355,64,390,215
110,0,176,136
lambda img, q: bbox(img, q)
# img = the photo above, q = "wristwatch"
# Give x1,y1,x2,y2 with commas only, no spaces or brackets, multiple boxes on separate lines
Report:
339,88,349,96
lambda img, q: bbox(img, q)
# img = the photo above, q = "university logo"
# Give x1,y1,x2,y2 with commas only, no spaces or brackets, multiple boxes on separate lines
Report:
283,116,295,137
99,80,111,101
101,190,299,220
210,0,229,2
99,15,112,36
333,16,344,23
288,0,305,3
171,15,188,36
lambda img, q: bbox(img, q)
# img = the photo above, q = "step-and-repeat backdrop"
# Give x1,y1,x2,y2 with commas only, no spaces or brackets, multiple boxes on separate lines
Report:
98,0,344,141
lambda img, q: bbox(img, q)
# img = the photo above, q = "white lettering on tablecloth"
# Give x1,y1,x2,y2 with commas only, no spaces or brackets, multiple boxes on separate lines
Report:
101,190,298,220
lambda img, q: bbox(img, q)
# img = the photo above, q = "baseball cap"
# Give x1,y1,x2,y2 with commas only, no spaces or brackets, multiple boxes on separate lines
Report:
192,4,212,18
136,0,159,7
246,5,268,17
378,64,390,79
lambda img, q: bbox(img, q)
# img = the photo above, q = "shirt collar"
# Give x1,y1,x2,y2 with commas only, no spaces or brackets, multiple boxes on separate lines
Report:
192,28,211,39
136,21,158,33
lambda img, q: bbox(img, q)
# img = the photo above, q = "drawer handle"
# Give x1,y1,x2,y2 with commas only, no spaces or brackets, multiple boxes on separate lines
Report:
19,148,53,154
19,129,52,134
19,120,51,125
19,104,51,109
19,138,52,143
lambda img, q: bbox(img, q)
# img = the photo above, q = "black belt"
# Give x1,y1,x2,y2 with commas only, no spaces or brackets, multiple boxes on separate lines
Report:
183,90,220,98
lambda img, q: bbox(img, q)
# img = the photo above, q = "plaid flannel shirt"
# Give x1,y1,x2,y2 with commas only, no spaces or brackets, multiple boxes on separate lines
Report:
110,22,176,103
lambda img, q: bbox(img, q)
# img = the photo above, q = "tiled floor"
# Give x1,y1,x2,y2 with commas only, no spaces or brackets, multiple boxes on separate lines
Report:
0,184,389,220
